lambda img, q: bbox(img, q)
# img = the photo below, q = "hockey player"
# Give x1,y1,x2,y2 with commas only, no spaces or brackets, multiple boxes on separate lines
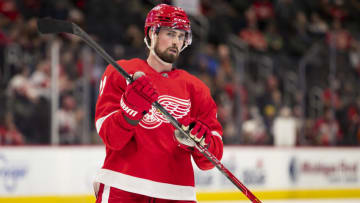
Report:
94,4,223,203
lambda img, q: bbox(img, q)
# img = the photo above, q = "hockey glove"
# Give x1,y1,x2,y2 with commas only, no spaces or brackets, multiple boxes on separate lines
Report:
174,117,211,151
120,72,158,124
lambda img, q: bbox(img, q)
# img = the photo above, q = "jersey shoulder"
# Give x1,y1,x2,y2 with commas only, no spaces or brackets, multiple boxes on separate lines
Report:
103,58,146,84
117,58,147,73
177,69,209,91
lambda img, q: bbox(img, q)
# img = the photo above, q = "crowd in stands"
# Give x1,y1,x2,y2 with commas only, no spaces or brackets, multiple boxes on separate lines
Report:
1,0,359,146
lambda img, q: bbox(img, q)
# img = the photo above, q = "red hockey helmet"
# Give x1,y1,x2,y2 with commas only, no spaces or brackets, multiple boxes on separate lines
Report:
144,4,192,49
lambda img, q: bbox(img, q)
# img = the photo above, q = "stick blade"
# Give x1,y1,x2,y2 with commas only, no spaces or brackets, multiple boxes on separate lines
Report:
37,18,74,34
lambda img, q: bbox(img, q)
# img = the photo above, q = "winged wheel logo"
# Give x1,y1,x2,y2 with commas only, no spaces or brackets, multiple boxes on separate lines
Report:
140,95,191,129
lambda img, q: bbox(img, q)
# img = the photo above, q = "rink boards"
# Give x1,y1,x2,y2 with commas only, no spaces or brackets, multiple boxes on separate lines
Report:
0,146,359,202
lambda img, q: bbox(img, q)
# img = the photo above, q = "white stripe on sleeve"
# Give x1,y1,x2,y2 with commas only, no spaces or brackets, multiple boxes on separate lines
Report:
96,111,118,134
211,131,222,140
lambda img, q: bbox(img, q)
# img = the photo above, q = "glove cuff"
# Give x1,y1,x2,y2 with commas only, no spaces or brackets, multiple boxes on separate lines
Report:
120,95,144,121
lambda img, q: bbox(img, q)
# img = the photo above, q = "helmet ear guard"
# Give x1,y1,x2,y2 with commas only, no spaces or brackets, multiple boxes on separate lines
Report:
181,29,192,51
144,25,160,48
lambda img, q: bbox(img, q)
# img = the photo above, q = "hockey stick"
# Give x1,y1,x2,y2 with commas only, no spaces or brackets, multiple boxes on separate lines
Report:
37,18,262,203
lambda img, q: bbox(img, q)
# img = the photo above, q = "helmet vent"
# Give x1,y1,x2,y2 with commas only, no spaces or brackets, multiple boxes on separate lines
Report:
158,16,171,21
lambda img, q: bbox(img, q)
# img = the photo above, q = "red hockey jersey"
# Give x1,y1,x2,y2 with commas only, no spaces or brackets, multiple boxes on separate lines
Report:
94,58,223,201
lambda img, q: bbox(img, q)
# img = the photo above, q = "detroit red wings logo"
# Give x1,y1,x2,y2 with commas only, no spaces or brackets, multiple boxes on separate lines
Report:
140,95,191,129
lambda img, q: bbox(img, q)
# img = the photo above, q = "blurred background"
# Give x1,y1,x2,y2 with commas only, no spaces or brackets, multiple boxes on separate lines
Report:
0,0,360,202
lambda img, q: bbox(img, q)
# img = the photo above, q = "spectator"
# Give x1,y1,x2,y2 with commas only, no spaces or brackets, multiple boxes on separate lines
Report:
7,66,38,105
29,59,51,99
216,44,234,87
273,106,297,146
342,101,360,145
327,0,349,21
239,7,267,52
0,0,20,22
2,0,360,147
274,0,298,35
58,94,83,144
196,43,219,77
242,106,268,144
217,91,236,144
308,12,329,38
326,19,352,52
0,113,24,145
264,21,283,52
349,40,360,80
312,107,343,146
288,11,312,56
251,0,274,31
257,75,282,136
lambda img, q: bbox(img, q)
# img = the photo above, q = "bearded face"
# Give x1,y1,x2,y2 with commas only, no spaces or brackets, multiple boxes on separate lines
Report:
150,27,186,64
154,42,179,63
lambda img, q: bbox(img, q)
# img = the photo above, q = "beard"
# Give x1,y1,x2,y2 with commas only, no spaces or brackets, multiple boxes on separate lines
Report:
154,44,179,63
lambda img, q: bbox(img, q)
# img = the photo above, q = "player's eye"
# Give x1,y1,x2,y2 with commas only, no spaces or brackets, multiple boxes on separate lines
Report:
167,32,176,37
178,34,185,41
